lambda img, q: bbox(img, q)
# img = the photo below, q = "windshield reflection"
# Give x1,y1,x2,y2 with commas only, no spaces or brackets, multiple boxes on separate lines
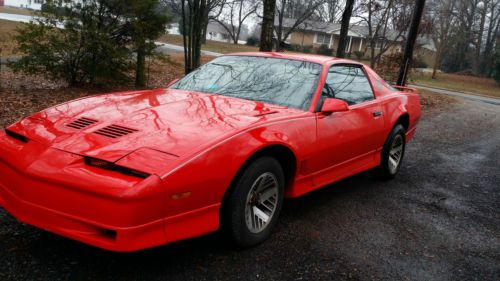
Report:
171,56,322,110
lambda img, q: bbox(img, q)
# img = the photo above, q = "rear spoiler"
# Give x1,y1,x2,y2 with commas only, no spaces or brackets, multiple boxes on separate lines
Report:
393,85,418,94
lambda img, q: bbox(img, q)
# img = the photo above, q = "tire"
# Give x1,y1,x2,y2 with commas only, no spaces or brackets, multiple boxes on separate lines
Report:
222,157,285,248
376,124,406,180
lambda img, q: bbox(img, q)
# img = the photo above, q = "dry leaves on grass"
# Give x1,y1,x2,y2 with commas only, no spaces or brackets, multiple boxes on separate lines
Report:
419,90,458,110
0,54,215,127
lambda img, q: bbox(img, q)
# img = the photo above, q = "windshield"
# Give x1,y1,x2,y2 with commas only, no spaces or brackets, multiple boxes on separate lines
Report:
170,56,322,110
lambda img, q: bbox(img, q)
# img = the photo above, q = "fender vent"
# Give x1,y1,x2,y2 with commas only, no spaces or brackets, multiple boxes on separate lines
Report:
67,117,98,129
94,124,138,139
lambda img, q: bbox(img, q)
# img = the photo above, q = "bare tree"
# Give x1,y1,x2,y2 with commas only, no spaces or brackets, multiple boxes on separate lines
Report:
456,0,481,71
274,0,326,51
163,0,226,43
359,0,411,68
336,0,355,58
214,0,259,44
316,0,343,23
201,0,227,43
181,0,208,74
427,0,458,78
260,0,277,51
397,0,426,86
481,0,500,76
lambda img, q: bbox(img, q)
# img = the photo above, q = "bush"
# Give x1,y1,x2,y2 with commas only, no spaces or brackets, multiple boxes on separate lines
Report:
352,51,365,60
316,44,333,56
286,44,313,54
302,45,312,53
246,36,259,46
413,56,428,69
287,44,301,52
10,3,131,87
10,0,169,87
491,44,500,85
375,52,405,84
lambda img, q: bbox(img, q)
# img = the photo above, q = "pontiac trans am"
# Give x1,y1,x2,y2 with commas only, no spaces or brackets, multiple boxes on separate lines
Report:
0,52,421,252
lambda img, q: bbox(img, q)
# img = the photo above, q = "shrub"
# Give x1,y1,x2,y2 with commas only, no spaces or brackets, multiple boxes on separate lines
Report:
246,36,259,46
493,45,500,86
302,45,312,53
287,44,302,52
494,59,500,86
352,51,365,60
375,52,405,84
10,0,169,87
286,44,313,54
413,56,428,69
316,44,333,56
10,4,131,87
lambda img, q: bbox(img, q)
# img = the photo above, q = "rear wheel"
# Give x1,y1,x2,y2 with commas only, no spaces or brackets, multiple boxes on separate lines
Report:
222,157,284,247
376,124,406,179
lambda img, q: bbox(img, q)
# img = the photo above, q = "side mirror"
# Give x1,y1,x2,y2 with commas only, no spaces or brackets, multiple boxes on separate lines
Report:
321,98,349,115
166,78,179,88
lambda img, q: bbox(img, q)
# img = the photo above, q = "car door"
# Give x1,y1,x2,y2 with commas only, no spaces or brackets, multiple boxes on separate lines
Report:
312,64,386,186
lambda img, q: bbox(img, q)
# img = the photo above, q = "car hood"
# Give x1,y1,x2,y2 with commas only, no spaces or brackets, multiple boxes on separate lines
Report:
8,88,304,163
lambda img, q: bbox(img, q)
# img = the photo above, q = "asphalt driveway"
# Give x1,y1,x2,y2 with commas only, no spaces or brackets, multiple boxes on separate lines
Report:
0,97,498,281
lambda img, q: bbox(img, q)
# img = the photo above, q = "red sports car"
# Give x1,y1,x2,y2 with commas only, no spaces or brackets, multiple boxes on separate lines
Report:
0,52,421,252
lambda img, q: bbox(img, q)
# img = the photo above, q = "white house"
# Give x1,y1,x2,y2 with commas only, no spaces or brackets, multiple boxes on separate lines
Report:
3,0,44,10
166,21,248,44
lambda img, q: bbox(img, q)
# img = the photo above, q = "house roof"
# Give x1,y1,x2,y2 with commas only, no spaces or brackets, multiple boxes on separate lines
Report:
275,17,403,41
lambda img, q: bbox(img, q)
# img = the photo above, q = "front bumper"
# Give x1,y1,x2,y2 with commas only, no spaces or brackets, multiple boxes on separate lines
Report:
0,131,221,252
0,181,167,252
0,131,170,252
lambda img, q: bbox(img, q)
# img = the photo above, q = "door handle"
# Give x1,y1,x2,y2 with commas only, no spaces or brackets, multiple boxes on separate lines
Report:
373,111,382,117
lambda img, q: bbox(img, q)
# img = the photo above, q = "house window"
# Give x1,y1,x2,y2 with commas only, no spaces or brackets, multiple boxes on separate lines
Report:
315,33,331,45
34,0,43,3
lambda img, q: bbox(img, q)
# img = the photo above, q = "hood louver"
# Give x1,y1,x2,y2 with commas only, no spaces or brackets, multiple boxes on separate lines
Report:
94,124,138,139
67,117,98,129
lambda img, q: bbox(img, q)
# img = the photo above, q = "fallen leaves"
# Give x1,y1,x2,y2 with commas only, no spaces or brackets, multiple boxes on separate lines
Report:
0,54,215,128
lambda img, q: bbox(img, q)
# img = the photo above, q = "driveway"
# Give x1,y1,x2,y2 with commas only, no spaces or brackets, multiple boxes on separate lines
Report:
412,84,500,106
0,95,498,280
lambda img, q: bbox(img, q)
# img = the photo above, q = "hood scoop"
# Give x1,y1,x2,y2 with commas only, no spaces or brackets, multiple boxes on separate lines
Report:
66,117,98,129
94,124,138,139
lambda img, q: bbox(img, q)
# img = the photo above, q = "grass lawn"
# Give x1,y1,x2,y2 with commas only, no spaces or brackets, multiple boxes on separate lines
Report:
0,6,35,16
158,34,258,54
413,72,500,98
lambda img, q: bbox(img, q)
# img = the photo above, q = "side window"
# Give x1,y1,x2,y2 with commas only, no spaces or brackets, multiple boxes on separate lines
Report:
323,65,375,105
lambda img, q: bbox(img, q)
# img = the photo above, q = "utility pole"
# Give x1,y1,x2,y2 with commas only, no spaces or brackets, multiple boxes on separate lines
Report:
336,0,355,58
397,0,426,86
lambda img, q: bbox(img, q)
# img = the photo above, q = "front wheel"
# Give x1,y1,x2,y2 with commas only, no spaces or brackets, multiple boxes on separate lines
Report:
222,157,285,248
376,124,406,180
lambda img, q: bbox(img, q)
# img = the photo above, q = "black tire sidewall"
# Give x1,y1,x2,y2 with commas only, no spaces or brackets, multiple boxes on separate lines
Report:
379,124,406,179
224,157,285,247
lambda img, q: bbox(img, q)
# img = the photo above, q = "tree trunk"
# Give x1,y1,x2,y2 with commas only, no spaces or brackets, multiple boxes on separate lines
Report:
431,47,442,79
397,0,426,86
135,44,146,88
201,18,208,44
474,4,487,75
182,0,207,74
336,0,355,58
370,40,376,68
200,7,210,44
260,0,276,52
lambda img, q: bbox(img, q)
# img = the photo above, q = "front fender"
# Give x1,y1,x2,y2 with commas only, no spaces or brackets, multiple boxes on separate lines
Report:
160,116,316,218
